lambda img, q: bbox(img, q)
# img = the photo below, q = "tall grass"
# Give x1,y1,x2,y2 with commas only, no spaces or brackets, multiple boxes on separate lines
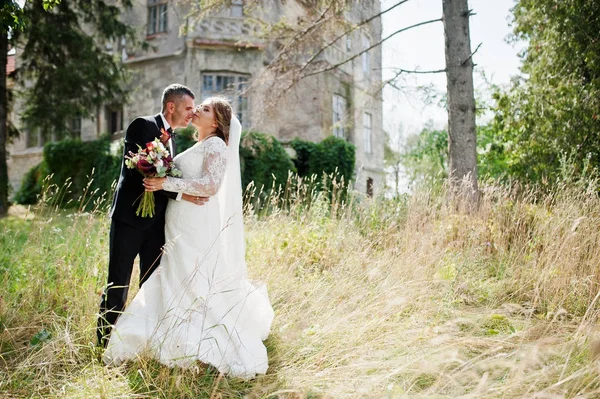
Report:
2,174,600,397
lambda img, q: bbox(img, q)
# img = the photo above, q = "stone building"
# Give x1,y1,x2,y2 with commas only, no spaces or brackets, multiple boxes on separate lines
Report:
7,0,384,196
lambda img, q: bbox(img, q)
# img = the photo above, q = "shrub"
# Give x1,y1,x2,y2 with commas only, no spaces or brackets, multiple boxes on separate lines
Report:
173,126,197,154
15,135,121,209
240,131,296,192
291,135,355,184
13,162,48,205
289,138,316,177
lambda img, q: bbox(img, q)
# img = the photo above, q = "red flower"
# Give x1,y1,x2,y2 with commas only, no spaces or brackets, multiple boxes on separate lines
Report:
160,127,171,144
137,158,155,174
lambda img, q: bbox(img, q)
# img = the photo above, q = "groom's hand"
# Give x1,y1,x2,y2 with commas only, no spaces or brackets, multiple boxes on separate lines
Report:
182,194,208,206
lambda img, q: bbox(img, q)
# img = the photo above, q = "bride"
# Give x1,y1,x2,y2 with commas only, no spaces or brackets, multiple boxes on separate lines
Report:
102,97,274,378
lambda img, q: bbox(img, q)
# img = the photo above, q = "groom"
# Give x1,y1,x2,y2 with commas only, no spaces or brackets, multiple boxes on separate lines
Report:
97,83,205,348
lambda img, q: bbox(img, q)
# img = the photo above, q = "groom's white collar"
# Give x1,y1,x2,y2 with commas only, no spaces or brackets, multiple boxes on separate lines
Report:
159,113,171,131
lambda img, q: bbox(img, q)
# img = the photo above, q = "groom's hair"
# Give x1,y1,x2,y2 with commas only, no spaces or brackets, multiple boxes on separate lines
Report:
161,84,195,112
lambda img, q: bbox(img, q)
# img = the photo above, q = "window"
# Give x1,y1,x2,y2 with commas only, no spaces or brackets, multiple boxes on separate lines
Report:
147,0,168,36
363,112,372,154
362,34,370,75
69,117,82,139
366,177,374,197
106,105,124,134
346,35,352,53
25,129,41,148
332,94,347,139
105,37,128,61
229,0,244,17
201,73,249,129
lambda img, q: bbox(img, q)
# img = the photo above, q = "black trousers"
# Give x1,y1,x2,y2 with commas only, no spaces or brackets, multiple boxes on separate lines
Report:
97,216,165,347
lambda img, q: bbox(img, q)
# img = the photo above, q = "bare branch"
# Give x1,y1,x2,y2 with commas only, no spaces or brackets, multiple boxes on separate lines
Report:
381,67,446,91
269,4,334,67
302,17,443,79
391,68,447,75
299,0,413,74
461,42,482,66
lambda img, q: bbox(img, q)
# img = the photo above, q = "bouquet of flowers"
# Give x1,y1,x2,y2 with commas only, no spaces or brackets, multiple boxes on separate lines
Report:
125,136,182,218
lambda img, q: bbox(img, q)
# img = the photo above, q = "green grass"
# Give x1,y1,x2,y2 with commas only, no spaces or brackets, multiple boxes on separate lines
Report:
3,177,600,397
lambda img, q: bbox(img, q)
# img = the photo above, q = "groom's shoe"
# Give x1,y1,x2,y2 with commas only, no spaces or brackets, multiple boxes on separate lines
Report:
96,318,111,349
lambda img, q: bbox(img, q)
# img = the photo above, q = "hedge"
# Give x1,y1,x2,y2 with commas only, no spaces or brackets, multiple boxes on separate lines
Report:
15,131,356,208
15,135,120,209
240,131,296,192
290,135,355,184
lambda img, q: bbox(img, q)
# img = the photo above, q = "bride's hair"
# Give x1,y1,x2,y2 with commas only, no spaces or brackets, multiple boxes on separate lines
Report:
206,96,233,145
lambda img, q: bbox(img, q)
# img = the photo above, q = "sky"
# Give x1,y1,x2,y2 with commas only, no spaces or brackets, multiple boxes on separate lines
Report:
380,0,523,143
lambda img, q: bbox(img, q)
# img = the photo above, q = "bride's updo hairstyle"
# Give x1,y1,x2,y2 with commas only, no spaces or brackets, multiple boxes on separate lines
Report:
207,96,233,145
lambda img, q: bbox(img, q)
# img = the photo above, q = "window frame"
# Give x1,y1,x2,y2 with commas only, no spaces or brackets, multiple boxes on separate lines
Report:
69,117,82,139
106,104,124,135
362,34,371,76
147,0,168,36
229,0,244,18
332,94,347,139
201,72,250,129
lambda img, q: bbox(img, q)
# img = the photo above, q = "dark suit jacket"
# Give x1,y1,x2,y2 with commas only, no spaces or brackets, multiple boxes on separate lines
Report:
110,114,177,229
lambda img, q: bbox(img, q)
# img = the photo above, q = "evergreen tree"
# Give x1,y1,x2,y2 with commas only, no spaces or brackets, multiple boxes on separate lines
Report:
0,0,137,216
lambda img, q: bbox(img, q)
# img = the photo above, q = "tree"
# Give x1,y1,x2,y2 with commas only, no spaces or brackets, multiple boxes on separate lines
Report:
0,1,28,217
0,0,138,217
384,128,403,195
491,0,600,183
442,0,478,204
401,125,448,187
398,123,508,187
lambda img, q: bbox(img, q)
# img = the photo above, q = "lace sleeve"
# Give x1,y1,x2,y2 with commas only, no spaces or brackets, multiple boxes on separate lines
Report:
162,138,227,197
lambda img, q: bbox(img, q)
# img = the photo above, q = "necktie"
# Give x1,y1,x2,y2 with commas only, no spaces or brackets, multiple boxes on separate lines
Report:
167,127,176,156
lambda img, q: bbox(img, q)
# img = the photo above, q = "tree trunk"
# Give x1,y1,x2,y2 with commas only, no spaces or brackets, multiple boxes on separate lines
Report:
0,32,8,217
442,0,478,206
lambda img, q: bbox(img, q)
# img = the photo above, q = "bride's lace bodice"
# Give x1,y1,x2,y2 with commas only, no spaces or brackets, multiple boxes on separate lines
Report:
162,137,227,197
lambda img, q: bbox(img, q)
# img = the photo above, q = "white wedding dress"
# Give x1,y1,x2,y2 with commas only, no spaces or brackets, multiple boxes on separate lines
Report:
103,117,274,378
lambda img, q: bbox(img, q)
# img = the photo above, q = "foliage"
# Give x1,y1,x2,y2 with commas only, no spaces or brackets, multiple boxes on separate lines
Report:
400,126,448,187
43,135,120,208
13,161,48,204
13,135,120,209
13,0,139,137
240,131,296,192
399,123,519,186
290,135,355,184
476,123,510,181
490,0,600,183
173,126,197,154
0,1,25,34
289,137,315,177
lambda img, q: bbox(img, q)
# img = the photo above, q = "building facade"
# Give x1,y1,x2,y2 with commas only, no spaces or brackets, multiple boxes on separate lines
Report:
7,0,384,196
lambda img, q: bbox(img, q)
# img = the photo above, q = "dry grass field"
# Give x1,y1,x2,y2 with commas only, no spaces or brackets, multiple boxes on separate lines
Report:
2,177,600,398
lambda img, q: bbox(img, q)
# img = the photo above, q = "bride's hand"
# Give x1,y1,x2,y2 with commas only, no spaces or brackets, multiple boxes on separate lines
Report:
182,194,208,206
143,177,166,191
